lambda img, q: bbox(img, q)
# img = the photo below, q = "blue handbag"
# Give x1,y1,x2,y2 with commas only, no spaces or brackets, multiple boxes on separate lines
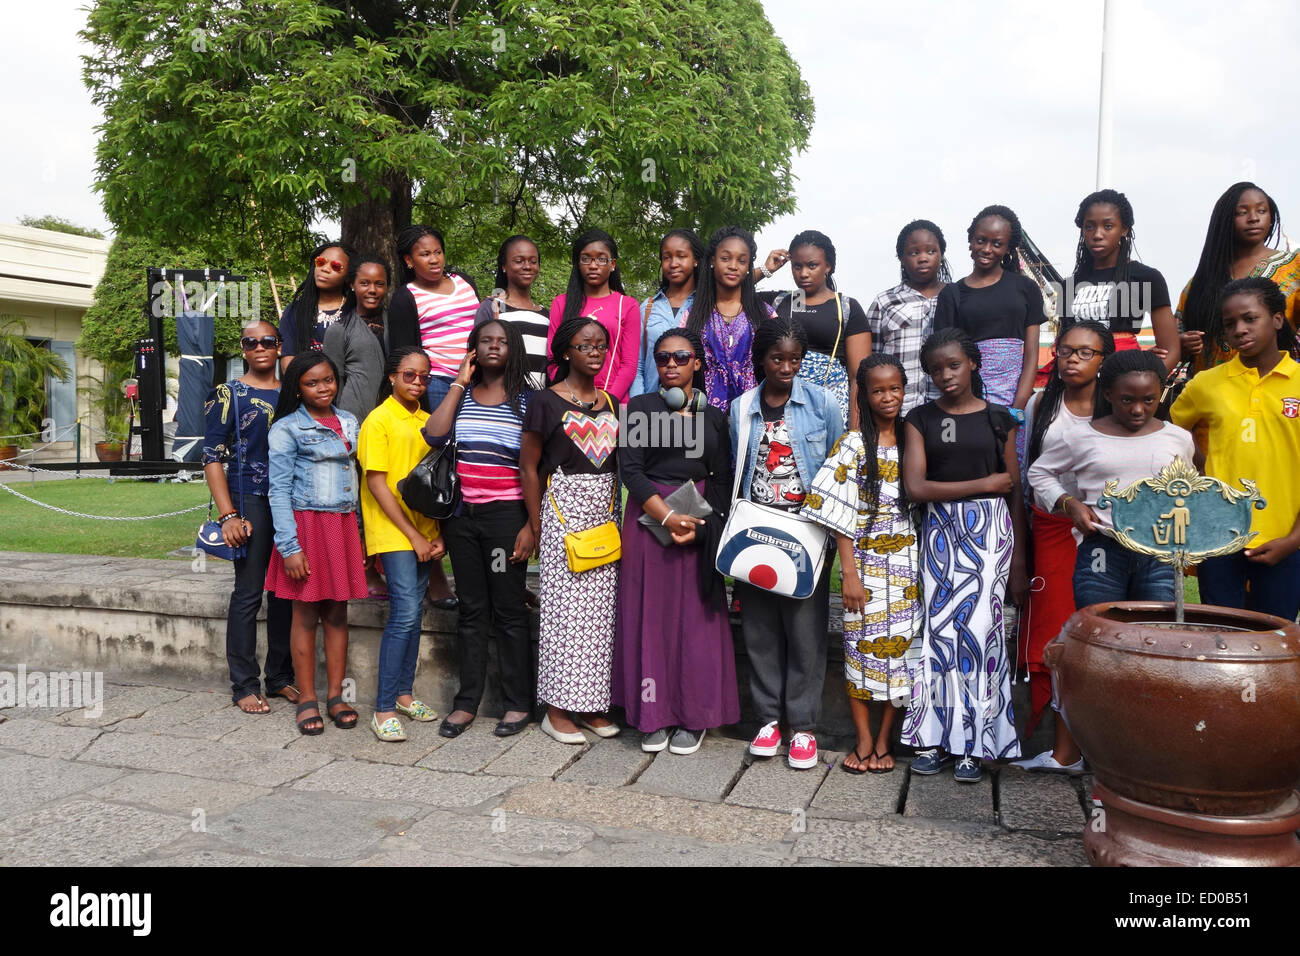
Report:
196,383,248,561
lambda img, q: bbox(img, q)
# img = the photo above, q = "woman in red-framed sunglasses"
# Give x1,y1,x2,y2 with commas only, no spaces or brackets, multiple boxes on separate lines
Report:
279,240,356,374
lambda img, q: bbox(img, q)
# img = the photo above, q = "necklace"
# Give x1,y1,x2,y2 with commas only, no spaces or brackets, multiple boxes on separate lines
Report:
566,384,597,410
716,304,743,320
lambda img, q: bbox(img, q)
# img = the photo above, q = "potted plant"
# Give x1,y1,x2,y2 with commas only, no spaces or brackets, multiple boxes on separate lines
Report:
80,359,132,462
0,315,71,467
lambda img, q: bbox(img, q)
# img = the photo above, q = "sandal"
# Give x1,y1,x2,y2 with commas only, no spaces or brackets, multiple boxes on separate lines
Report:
327,695,359,729
296,700,324,736
869,745,895,774
267,684,299,704
841,747,871,775
235,693,270,714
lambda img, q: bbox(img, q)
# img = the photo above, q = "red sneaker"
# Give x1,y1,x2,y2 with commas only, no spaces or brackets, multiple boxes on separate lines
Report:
748,720,782,757
788,732,818,769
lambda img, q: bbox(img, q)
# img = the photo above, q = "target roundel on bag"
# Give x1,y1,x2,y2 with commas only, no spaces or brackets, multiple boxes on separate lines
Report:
717,521,817,598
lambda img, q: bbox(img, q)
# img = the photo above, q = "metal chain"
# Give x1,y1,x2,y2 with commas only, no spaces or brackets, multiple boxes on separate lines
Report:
0,461,200,482
0,481,209,520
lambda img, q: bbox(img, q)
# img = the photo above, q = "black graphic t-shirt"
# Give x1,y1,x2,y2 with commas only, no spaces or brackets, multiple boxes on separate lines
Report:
1062,261,1171,335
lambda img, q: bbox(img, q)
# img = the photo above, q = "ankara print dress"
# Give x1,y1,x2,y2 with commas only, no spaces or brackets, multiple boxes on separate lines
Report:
525,391,622,713
804,434,921,703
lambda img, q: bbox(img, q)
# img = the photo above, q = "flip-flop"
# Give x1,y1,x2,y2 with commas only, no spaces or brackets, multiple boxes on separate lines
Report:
234,693,270,714
869,746,895,774
267,684,299,704
367,587,389,600
841,747,871,775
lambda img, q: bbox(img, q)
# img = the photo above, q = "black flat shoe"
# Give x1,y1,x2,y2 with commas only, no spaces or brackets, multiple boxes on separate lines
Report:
494,716,530,737
430,596,459,611
439,716,472,738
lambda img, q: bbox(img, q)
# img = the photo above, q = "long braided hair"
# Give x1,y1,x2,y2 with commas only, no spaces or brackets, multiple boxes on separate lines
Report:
1094,349,1168,419
920,327,986,398
787,229,838,292
1027,320,1114,465
1183,183,1284,355
967,205,1024,273
548,315,608,388
688,225,768,340
1072,189,1137,283
750,314,809,385
374,345,431,407
559,228,626,330
896,219,953,284
467,317,532,418
855,352,908,514
287,240,355,355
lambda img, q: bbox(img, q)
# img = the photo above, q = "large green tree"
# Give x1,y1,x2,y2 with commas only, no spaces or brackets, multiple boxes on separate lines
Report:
83,0,813,289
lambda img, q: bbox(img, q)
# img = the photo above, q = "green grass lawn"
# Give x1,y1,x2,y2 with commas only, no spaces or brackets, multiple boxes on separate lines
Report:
0,478,208,559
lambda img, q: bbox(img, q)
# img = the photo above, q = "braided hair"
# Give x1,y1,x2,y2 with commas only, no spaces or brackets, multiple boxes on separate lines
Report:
920,327,985,398
374,345,431,407
492,234,539,294
1220,276,1298,356
751,314,809,385
688,225,768,340
287,240,355,354
275,351,341,422
788,229,837,291
895,219,953,284
548,315,607,387
967,205,1024,273
657,228,705,291
856,352,908,514
1094,349,1167,419
1027,320,1114,465
1072,189,1136,284
560,228,626,329
652,327,707,394
1183,183,1284,356
466,317,532,417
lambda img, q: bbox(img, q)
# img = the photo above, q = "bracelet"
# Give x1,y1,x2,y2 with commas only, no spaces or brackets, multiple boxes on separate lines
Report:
218,512,241,524
759,263,773,279
450,382,466,392
661,510,676,526
1058,495,1076,514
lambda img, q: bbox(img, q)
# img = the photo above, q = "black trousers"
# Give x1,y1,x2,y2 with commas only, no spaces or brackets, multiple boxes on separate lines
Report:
441,500,534,714
226,493,294,701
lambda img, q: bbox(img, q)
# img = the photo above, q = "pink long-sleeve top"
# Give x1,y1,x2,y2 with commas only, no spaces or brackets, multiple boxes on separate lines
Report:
545,292,642,402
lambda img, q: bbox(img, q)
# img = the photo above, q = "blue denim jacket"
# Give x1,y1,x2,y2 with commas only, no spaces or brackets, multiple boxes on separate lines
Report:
729,378,845,501
631,288,696,397
267,405,361,557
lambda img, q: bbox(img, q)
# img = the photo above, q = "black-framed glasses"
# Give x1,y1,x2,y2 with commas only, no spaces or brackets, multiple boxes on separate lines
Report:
240,335,280,351
398,370,431,384
578,255,612,266
654,350,694,367
570,343,609,354
1056,345,1101,361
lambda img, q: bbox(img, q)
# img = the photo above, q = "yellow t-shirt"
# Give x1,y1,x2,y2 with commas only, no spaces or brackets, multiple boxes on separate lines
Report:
357,396,440,555
1170,353,1300,543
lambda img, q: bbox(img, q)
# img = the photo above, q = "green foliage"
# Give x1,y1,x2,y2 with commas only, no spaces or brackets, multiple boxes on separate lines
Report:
79,358,133,445
82,0,813,297
0,316,72,446
18,215,106,240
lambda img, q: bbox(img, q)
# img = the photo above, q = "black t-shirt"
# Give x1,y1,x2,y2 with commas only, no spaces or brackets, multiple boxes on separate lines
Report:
619,394,730,505
523,387,620,476
933,271,1047,341
1061,261,1171,335
905,401,1016,491
758,291,869,363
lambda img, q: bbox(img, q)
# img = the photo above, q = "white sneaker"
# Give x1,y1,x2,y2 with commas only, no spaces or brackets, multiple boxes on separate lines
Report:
1010,749,1085,774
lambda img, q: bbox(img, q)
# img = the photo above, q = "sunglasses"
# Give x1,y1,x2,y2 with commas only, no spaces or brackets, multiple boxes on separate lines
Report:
314,256,345,273
240,335,281,351
397,370,431,384
654,350,695,367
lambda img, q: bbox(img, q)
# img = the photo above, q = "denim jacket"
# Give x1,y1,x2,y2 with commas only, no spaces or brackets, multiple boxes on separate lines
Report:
267,405,361,557
631,288,696,397
729,377,845,501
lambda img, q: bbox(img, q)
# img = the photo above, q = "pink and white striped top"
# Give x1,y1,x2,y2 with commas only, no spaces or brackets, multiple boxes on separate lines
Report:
410,275,480,378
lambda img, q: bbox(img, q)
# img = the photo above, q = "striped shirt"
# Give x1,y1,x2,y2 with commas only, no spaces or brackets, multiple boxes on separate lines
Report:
455,391,529,503
411,274,480,378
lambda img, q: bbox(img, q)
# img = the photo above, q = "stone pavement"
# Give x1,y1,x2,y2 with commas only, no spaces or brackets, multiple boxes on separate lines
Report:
0,674,1090,866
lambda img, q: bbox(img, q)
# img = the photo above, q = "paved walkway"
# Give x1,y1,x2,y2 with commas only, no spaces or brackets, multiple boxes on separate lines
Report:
0,674,1089,866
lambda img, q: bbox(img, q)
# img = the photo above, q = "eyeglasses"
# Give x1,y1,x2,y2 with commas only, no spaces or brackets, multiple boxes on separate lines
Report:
578,255,612,266
398,370,431,384
570,343,609,355
1056,345,1101,361
654,350,695,367
240,335,281,351
314,256,345,273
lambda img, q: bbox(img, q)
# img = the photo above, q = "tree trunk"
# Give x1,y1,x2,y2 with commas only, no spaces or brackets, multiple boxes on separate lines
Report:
339,168,413,283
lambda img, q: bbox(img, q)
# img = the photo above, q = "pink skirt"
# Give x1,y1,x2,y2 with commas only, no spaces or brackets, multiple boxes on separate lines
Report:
265,510,368,603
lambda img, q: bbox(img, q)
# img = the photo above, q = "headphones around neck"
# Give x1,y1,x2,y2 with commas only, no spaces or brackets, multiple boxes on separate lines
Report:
659,385,706,412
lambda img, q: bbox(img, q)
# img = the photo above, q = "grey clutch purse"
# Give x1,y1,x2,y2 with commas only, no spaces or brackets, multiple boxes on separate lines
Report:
637,480,713,546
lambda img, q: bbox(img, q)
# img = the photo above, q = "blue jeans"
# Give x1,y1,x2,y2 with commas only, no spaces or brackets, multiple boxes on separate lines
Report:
1072,533,1174,607
424,375,455,411
375,550,432,712
226,493,294,701
1198,551,1300,622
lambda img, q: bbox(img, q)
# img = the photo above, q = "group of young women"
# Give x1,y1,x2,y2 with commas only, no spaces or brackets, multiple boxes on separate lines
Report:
201,180,1300,783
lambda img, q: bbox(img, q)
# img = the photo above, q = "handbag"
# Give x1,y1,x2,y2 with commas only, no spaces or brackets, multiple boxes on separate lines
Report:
548,471,621,572
399,400,462,520
715,390,829,599
636,479,713,547
196,382,248,561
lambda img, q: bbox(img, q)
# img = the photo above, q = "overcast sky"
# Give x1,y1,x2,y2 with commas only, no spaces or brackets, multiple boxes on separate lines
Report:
4,0,1297,304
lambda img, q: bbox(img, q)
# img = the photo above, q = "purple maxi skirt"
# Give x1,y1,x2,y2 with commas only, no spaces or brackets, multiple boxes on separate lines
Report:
612,480,741,732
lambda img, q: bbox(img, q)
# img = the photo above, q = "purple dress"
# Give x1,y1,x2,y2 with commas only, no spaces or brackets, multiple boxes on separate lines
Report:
700,305,774,413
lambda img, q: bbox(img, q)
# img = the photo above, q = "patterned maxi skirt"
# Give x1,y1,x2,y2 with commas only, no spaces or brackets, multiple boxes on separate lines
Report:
901,497,1020,760
843,515,923,704
976,336,1028,472
538,468,620,713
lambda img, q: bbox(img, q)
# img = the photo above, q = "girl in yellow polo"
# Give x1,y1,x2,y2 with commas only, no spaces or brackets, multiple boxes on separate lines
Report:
359,345,446,742
1171,277,1300,621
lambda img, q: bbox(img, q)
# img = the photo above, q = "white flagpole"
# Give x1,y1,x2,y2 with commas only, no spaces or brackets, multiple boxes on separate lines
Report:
1096,0,1116,189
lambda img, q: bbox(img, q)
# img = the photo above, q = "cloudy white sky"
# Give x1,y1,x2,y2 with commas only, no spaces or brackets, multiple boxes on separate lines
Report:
3,0,1297,302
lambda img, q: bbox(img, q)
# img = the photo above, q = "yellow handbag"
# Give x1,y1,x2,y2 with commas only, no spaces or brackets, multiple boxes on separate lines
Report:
547,474,621,572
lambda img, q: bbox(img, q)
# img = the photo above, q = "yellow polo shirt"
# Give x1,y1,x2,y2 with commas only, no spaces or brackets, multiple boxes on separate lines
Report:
1170,353,1300,543
357,396,440,555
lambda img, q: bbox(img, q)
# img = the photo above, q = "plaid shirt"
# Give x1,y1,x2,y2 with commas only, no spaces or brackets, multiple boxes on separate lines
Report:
865,282,942,413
